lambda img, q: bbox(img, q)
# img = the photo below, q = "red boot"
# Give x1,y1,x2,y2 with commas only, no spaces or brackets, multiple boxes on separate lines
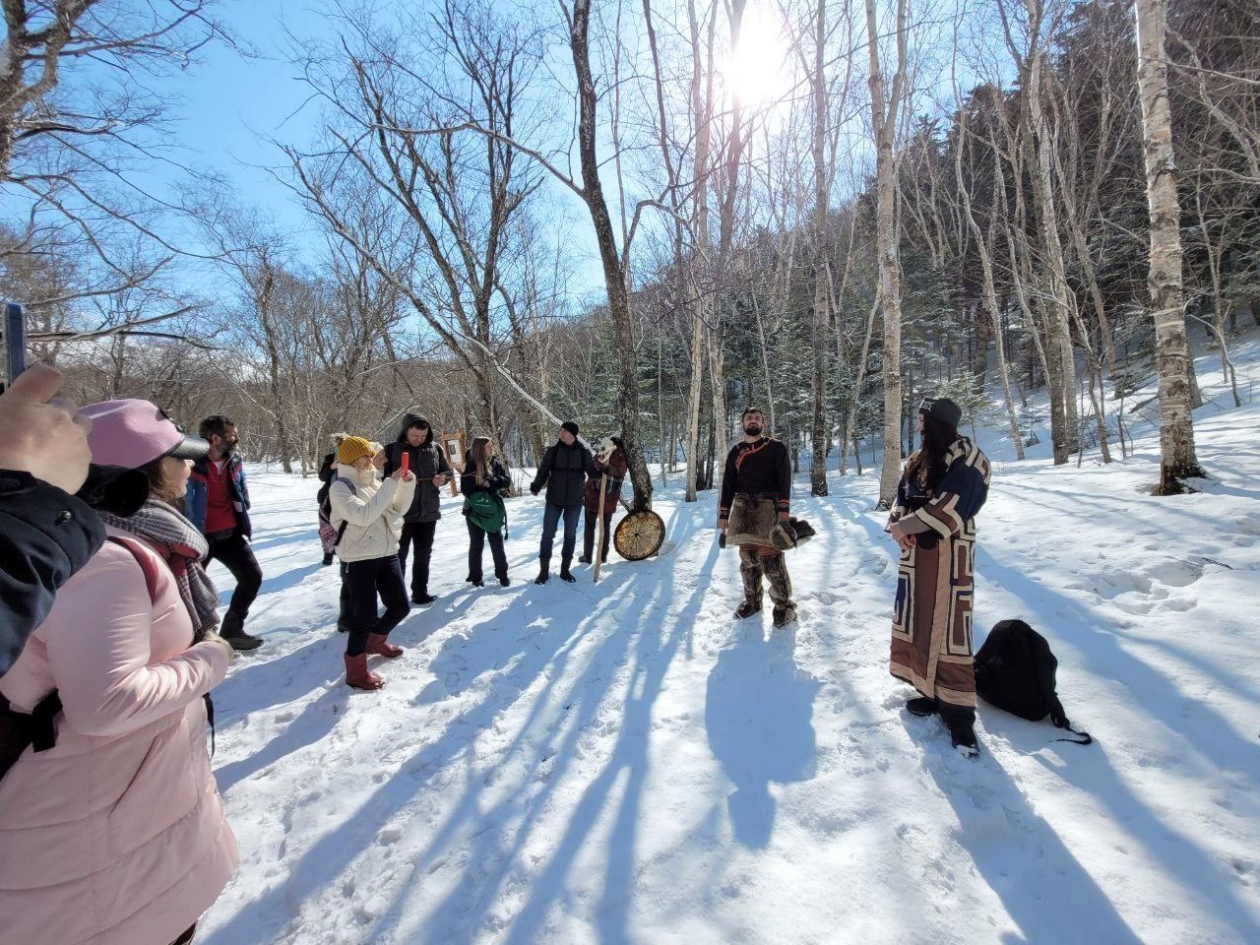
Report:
367,633,404,659
344,653,384,690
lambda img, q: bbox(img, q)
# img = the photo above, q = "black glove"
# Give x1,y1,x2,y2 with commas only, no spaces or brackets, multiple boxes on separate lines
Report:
718,532,727,549
530,484,541,496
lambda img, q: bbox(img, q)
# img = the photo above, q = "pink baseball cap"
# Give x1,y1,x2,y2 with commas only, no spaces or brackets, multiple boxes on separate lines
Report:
78,399,210,469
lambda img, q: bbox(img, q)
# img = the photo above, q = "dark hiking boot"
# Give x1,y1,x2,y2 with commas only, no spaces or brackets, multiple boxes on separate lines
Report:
906,697,939,717
367,632,403,659
344,653,383,691
940,703,980,757
411,592,437,605
498,574,511,587
734,599,762,619
559,557,576,583
578,554,592,564
772,604,797,628
470,579,485,588
220,611,263,651
535,559,550,585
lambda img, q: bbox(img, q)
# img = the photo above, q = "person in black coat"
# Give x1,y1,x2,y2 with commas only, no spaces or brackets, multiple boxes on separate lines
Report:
382,414,451,605
461,436,511,587
0,364,106,676
529,421,596,584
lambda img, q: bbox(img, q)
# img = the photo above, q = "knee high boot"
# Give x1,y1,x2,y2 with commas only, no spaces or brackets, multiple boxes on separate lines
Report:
761,552,796,627
735,548,764,619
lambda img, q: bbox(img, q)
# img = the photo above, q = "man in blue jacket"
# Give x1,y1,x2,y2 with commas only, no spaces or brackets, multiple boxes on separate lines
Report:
186,415,264,650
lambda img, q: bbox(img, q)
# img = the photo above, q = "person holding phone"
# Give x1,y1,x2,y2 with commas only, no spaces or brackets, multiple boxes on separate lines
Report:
383,414,450,605
329,437,417,691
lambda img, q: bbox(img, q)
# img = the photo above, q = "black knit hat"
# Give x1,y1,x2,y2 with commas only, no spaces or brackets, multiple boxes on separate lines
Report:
561,420,580,437
919,397,963,428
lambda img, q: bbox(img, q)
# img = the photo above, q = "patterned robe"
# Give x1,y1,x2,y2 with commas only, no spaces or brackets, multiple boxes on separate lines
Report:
889,437,991,708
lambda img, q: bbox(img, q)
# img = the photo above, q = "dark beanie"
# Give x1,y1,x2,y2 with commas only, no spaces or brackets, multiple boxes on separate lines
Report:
920,397,963,428
561,420,580,438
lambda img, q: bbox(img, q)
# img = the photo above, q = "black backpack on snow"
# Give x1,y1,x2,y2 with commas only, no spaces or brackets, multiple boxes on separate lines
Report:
974,619,1092,745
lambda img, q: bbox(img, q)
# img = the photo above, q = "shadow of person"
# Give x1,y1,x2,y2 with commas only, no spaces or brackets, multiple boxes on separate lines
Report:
905,714,1145,945
705,623,821,849
214,684,343,792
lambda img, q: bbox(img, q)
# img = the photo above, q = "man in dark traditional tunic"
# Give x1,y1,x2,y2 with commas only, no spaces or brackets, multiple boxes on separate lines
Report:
886,397,991,754
719,408,797,628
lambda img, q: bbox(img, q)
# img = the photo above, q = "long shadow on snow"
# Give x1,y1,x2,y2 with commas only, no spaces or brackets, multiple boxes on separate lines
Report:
975,549,1260,942
908,717,1145,945
373,516,712,945
371,559,669,944
705,623,821,849
214,684,343,792
200,591,589,945
502,539,722,945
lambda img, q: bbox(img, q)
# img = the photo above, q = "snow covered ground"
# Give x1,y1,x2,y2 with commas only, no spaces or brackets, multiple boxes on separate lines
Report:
198,338,1260,945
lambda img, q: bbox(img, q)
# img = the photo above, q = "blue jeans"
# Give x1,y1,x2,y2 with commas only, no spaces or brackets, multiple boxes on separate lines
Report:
540,503,581,562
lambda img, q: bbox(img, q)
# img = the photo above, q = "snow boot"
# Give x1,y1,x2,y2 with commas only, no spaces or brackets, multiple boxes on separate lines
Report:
534,558,550,585
344,653,384,690
940,703,979,757
367,632,403,659
762,553,796,627
559,556,576,583
735,548,764,619
497,573,511,587
411,591,437,605
906,697,939,717
220,610,263,651
578,554,592,565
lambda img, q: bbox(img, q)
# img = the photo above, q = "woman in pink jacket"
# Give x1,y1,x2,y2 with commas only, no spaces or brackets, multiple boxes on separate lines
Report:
0,400,239,945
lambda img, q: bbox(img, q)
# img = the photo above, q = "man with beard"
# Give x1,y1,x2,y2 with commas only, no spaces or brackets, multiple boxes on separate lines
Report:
382,414,450,605
186,415,264,650
718,407,797,628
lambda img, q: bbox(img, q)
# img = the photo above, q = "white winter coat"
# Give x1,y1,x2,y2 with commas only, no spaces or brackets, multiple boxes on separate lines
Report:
329,467,416,563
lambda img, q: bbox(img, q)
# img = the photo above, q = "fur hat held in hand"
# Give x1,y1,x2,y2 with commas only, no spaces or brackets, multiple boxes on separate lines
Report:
770,517,817,552
595,436,617,463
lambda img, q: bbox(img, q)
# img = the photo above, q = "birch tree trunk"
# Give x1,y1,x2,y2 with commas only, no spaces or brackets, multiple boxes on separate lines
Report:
1134,0,1204,492
809,0,831,496
867,0,909,508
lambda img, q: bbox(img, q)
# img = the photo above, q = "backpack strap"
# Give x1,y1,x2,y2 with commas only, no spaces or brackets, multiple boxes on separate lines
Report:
1048,695,1093,745
2,536,167,779
332,477,358,549
106,535,219,755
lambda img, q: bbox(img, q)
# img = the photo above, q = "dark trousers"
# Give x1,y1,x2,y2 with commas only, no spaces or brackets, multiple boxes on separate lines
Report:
343,555,410,657
467,519,508,582
337,562,352,632
398,520,437,596
540,503,581,562
206,530,262,618
582,507,613,561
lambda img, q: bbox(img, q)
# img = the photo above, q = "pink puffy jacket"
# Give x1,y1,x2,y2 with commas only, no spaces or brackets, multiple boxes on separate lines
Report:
0,527,238,945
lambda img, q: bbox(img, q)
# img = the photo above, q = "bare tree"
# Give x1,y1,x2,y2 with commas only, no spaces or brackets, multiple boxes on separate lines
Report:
1135,0,1204,491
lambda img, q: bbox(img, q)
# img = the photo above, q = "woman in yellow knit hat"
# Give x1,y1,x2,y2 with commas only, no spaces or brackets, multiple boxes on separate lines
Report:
328,436,416,690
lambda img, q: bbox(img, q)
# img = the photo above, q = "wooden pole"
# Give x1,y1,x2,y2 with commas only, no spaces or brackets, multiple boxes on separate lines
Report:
593,472,609,583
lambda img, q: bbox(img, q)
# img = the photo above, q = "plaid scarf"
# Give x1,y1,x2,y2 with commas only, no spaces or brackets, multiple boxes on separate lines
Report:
98,500,221,640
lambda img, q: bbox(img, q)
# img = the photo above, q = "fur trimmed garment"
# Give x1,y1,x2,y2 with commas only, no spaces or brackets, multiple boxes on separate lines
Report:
726,494,780,547
889,437,991,708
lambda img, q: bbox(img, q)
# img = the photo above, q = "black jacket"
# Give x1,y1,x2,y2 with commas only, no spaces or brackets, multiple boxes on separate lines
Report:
383,417,451,523
460,452,510,495
531,440,596,508
0,471,105,676
719,437,792,518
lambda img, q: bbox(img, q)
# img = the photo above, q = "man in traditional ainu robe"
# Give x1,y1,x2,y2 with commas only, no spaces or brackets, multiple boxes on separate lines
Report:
886,397,991,754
